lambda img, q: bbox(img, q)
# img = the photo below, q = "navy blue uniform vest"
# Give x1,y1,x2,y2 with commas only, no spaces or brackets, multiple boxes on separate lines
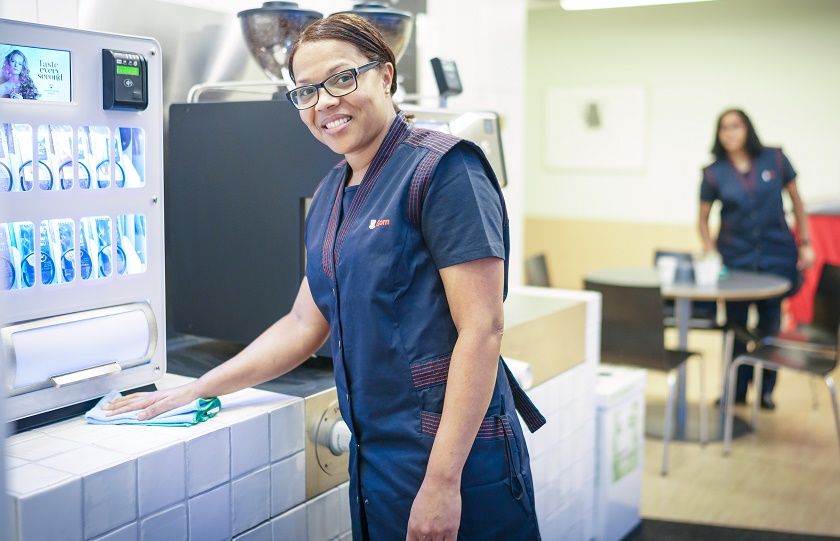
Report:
304,113,543,540
701,147,799,294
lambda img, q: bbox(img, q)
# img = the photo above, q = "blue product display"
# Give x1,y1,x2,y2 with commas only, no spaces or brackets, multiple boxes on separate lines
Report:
1,255,13,289
116,244,126,274
79,247,92,279
21,250,55,287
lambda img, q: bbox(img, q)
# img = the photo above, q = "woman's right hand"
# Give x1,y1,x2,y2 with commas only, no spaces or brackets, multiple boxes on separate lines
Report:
102,383,201,421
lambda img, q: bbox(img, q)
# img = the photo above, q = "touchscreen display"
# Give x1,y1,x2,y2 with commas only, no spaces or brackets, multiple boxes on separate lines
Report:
1,43,71,102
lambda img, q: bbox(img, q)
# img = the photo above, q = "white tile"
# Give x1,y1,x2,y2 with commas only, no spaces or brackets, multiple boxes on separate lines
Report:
5,429,44,445
140,504,187,541
338,533,352,541
96,426,183,455
6,433,84,461
6,463,76,496
232,467,271,536
538,508,562,541
231,413,270,478
33,416,86,435
138,442,186,517
534,486,550,523
188,483,231,541
5,456,27,470
83,460,138,539
307,488,341,541
91,522,138,541
233,520,272,541
270,400,305,462
186,427,230,496
39,445,128,476
271,505,307,541
10,473,83,541
270,451,305,517
337,482,350,534
48,423,136,445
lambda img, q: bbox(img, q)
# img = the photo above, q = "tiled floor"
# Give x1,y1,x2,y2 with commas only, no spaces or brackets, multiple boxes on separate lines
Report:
640,328,840,536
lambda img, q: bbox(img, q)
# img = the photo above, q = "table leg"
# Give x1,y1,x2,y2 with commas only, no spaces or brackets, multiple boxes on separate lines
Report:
674,297,691,439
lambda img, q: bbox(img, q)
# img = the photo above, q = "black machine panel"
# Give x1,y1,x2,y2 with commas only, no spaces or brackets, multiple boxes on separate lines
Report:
167,101,339,345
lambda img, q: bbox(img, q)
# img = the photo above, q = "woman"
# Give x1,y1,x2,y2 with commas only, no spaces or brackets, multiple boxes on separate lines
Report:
105,14,543,541
0,50,40,100
698,109,814,410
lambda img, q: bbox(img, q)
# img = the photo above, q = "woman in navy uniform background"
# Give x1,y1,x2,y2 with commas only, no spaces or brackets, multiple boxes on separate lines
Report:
106,13,542,541
698,109,814,410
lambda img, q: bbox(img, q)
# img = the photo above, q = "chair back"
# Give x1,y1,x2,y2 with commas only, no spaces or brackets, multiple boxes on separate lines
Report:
525,254,551,287
585,279,668,371
813,263,840,343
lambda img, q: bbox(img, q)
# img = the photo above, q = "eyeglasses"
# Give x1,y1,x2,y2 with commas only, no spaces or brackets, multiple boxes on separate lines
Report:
286,61,380,110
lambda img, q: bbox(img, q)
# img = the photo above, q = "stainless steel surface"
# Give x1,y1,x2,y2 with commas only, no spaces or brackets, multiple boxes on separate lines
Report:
51,362,122,388
310,393,350,497
337,2,413,62
238,1,323,82
402,106,508,187
187,80,290,103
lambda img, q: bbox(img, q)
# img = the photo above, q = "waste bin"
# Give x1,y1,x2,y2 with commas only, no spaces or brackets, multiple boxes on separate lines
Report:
593,365,647,541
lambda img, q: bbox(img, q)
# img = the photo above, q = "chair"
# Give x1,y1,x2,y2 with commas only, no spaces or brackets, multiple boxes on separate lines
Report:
723,264,840,456
585,279,708,475
525,253,551,287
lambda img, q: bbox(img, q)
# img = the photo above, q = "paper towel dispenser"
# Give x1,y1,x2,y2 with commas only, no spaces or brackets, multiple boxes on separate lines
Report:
2,303,161,423
2,303,157,396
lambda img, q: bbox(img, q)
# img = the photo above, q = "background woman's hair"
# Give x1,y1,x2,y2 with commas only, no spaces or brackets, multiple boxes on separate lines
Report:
288,13,398,96
712,108,764,160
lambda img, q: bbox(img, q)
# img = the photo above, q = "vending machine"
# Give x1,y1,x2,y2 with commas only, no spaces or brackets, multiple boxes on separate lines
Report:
0,19,165,423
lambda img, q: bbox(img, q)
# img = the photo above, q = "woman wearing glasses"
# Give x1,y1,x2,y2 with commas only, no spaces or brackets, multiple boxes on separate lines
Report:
105,13,542,541
699,109,814,410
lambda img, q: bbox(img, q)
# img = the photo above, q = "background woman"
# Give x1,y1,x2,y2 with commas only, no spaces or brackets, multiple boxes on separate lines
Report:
698,108,814,410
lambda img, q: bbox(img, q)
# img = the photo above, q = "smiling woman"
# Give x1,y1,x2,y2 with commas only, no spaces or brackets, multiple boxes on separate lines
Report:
108,12,542,541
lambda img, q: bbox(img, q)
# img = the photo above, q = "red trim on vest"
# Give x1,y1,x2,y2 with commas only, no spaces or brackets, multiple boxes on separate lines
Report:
420,411,511,439
404,129,462,226
410,354,451,389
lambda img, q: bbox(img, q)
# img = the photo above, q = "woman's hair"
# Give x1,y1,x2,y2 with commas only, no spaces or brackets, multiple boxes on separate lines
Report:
2,50,40,99
288,13,397,96
711,108,763,160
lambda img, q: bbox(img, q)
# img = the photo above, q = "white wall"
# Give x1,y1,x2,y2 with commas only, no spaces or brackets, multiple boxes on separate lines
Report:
526,0,840,224
422,0,528,285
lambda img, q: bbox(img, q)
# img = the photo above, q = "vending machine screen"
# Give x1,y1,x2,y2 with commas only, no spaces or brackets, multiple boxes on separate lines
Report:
0,43,71,102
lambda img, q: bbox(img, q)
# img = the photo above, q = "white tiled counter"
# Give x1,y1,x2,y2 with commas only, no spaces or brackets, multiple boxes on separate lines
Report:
4,374,351,541
508,287,601,541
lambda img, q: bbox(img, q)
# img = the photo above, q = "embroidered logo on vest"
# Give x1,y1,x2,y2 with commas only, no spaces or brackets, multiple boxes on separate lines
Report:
369,218,391,230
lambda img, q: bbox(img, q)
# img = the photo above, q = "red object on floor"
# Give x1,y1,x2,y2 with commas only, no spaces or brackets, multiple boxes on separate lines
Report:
787,214,840,325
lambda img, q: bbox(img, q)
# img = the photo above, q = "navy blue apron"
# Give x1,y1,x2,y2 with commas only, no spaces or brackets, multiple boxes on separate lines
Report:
304,113,545,540
700,147,800,295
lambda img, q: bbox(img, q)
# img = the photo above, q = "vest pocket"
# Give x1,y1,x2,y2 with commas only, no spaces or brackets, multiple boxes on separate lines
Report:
410,353,452,389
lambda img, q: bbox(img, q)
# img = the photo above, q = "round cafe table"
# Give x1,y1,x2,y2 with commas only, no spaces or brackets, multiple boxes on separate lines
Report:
586,268,791,440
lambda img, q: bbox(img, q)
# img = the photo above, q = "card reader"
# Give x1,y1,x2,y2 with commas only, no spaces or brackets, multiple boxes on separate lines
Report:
102,49,148,111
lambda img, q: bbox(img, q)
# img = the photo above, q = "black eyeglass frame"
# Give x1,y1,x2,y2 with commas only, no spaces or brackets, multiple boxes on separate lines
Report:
286,61,381,110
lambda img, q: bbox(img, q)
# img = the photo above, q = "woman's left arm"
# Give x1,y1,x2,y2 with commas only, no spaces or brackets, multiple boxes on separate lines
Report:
406,256,505,541
786,180,815,271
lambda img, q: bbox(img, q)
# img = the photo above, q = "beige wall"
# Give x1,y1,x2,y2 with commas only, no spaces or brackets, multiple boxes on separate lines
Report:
525,217,701,288
525,0,840,287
